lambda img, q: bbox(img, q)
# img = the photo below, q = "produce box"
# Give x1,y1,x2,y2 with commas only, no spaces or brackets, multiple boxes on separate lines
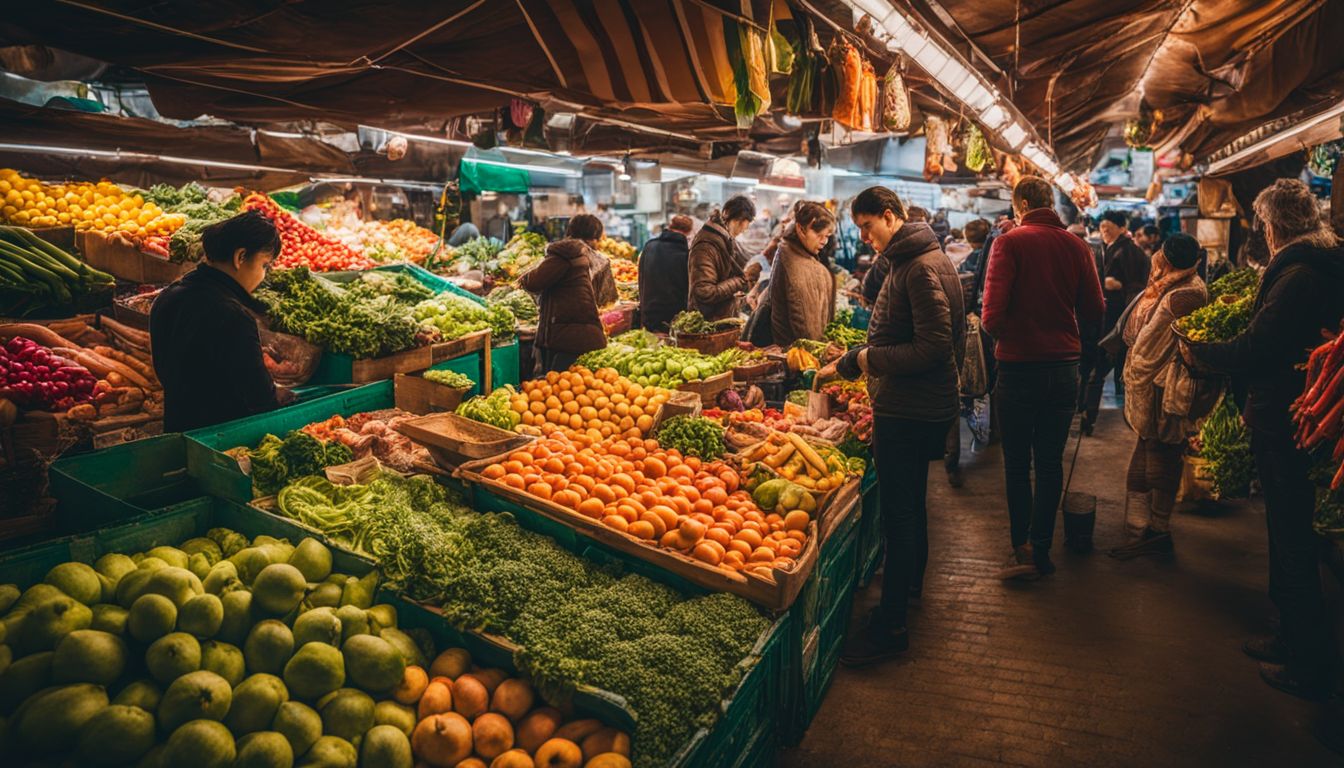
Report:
815,476,862,544
47,433,200,533
184,380,394,503
392,372,472,414
395,411,535,469
677,370,733,405
309,328,490,386
76,230,190,284
455,457,818,613
490,338,521,388
672,327,740,355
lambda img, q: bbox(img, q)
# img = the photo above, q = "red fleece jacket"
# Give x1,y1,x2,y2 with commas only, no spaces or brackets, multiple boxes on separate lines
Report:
981,208,1105,363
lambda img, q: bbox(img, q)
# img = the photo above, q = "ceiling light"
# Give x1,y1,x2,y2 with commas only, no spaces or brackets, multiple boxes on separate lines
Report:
728,176,759,185
979,104,1008,131
1205,97,1344,175
755,182,806,194
1001,123,1028,150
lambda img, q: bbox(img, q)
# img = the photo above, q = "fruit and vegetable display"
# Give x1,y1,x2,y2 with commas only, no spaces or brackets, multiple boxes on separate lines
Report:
1176,290,1254,343
485,286,539,326
0,531,436,768
344,271,435,304
1208,267,1259,300
1192,396,1254,499
413,294,518,347
596,237,636,262
478,431,809,578
668,310,737,336
272,471,770,767
651,415,726,460
0,319,164,429
737,431,861,493
824,308,866,348
422,369,474,389
444,237,504,275
508,368,673,439
1294,328,1344,501
258,268,430,360
0,225,116,315
786,344,820,374
142,183,240,262
239,429,356,496
479,233,547,282
299,410,431,473
0,169,186,243
243,193,376,272
456,386,523,431
576,344,735,388
820,380,873,442
609,259,638,283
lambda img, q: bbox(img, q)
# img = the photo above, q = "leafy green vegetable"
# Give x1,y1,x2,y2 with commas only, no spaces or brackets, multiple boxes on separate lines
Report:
1177,294,1253,343
654,415,726,459
414,294,517,346
258,267,425,359
1209,268,1259,299
456,386,521,430
346,271,434,303
452,237,504,272
423,369,474,389
825,308,866,348
610,329,661,349
486,285,538,324
1194,397,1254,498
246,430,353,496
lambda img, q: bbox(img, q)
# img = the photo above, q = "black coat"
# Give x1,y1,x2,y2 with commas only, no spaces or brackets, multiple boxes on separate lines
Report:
150,264,279,432
1102,234,1151,324
637,230,690,332
1192,242,1344,437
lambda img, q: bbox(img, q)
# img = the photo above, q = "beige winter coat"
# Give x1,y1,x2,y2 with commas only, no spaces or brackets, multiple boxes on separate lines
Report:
1122,274,1208,443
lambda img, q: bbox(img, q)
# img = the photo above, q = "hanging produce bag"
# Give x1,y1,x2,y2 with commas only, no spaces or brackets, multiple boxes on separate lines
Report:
830,39,863,130
859,59,877,132
727,22,772,129
964,124,993,173
923,116,951,181
880,63,911,132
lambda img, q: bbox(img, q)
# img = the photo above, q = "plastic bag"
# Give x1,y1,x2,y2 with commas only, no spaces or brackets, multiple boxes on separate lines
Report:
964,394,991,447
880,64,911,132
830,40,863,129
255,315,322,387
959,314,989,397
859,59,877,132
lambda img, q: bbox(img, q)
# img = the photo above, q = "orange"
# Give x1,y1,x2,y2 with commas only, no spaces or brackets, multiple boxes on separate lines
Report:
627,520,656,540
578,498,606,519
736,528,763,549
692,498,714,517
705,527,733,548
783,511,810,531
481,464,505,480
526,482,552,500
693,541,723,566
502,474,526,490
704,487,728,506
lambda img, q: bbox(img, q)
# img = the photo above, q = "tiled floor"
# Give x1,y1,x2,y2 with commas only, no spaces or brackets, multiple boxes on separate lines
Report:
780,410,1344,767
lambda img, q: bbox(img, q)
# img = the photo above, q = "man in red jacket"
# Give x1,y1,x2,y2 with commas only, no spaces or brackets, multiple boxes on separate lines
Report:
982,176,1106,580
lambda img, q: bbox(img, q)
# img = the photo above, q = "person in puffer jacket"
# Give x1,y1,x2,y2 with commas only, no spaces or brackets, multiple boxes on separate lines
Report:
818,186,964,666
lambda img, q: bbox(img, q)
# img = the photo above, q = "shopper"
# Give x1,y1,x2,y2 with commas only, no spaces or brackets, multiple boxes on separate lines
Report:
981,176,1105,580
1070,223,1106,417
518,214,608,373
957,218,990,277
637,215,692,333
1136,223,1162,255
1183,179,1344,701
819,186,964,665
1082,210,1150,431
151,210,281,432
688,195,754,320
1109,233,1209,559
770,202,838,347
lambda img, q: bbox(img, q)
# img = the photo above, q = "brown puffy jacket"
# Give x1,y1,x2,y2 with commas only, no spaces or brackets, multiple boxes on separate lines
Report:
769,227,835,346
688,221,749,320
517,239,607,355
864,222,965,422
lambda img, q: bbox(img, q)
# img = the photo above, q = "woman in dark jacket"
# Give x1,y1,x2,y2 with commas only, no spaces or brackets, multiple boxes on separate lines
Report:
688,195,754,320
638,215,693,332
1184,179,1344,701
151,211,281,432
819,187,964,666
518,215,608,373
770,202,837,347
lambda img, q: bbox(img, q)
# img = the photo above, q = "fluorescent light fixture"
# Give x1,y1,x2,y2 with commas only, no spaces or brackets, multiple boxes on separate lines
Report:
916,45,950,79
728,176,759,185
755,182,806,194
1206,97,1344,175
0,142,298,173
1109,196,1150,204
386,130,472,149
460,156,582,178
849,0,891,18
979,104,1008,131
829,168,863,177
1054,173,1077,194
1001,123,1028,150
311,176,444,191
660,167,699,181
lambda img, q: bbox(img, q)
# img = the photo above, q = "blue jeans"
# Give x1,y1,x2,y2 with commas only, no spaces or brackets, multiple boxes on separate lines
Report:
997,362,1079,556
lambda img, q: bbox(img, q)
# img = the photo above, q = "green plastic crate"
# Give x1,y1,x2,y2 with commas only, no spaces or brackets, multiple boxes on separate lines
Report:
47,434,200,534
184,381,394,503
490,338,521,388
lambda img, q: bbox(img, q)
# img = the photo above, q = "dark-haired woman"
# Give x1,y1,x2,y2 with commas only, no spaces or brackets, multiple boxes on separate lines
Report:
689,195,755,320
150,210,282,432
519,214,609,373
770,202,837,347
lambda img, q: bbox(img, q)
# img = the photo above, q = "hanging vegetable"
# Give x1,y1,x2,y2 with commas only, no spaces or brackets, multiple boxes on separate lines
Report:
728,22,772,129
880,63,911,132
859,59,877,132
964,124,993,173
830,39,863,130
1124,101,1161,149
768,23,795,75
923,116,951,181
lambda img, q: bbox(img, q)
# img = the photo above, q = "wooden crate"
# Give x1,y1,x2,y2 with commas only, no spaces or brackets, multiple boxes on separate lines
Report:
677,370,733,405
325,329,491,385
395,411,534,469
393,373,471,414
76,231,190,284
672,327,741,355
455,456,818,612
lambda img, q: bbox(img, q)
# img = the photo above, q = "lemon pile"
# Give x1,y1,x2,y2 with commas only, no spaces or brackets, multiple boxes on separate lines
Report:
0,169,185,238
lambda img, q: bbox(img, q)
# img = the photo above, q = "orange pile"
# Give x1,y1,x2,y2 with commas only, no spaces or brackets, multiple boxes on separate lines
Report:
481,433,806,578
510,367,673,441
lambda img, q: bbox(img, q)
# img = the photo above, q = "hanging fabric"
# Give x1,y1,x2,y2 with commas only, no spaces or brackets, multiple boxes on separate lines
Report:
880,61,911,132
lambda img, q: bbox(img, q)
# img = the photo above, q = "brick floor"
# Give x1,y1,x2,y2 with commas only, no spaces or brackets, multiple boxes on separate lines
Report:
779,410,1344,767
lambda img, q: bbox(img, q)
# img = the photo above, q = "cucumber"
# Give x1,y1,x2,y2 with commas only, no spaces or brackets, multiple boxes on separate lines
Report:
0,241,72,303
0,226,91,276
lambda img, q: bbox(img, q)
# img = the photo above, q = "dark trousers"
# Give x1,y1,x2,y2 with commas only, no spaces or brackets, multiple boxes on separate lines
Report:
539,347,580,374
873,415,954,629
1083,346,1124,425
998,362,1079,555
1251,429,1338,680
945,419,961,471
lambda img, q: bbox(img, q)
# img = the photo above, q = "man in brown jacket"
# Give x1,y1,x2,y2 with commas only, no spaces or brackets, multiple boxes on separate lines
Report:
688,195,755,320
820,187,964,666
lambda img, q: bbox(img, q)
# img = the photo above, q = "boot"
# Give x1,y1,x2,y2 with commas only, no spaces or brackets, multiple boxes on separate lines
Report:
995,543,1040,581
1107,527,1174,559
